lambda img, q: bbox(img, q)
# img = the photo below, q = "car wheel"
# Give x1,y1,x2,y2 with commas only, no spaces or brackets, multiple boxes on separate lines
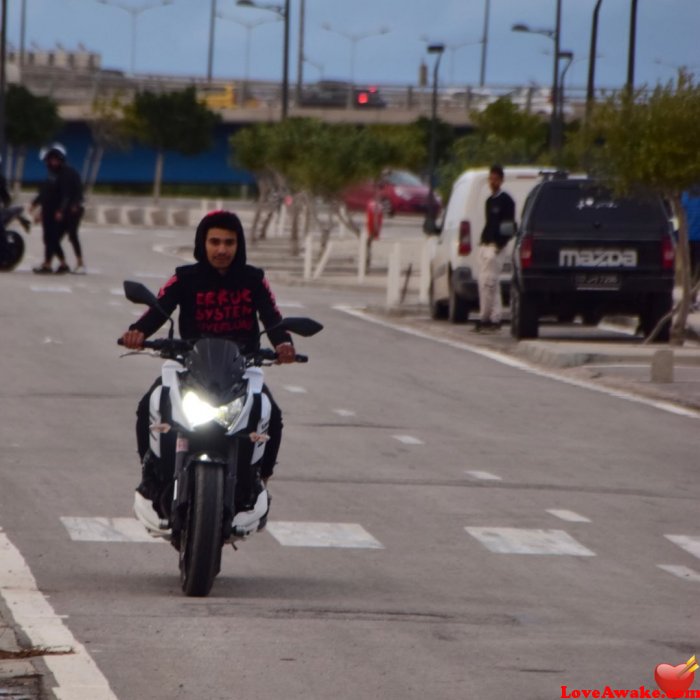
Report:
510,285,538,339
640,294,671,342
447,275,469,324
429,278,448,320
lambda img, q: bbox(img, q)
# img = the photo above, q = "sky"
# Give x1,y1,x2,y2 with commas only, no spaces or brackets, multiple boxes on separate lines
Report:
10,0,700,97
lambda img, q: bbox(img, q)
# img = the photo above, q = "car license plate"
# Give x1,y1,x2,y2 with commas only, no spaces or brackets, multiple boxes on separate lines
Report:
575,274,620,290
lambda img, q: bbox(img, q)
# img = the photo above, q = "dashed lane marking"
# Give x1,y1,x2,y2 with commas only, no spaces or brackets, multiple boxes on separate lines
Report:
392,435,424,445
658,564,700,582
284,385,308,394
60,517,165,543
277,301,305,308
333,408,356,417
466,527,595,556
665,535,700,559
546,509,591,523
0,531,120,699
465,470,502,481
266,522,383,549
30,285,72,293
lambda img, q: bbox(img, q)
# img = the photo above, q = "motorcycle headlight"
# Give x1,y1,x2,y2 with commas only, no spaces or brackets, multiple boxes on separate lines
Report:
182,391,245,430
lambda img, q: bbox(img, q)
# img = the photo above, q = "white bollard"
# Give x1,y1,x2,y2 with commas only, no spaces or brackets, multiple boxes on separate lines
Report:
386,243,401,307
303,234,314,280
313,241,334,279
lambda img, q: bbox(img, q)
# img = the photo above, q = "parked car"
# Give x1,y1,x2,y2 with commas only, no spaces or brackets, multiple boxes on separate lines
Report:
510,173,676,340
428,166,545,322
342,170,441,217
299,81,386,109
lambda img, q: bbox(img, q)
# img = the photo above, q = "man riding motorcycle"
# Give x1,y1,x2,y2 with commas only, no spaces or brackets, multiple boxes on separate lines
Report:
120,210,295,529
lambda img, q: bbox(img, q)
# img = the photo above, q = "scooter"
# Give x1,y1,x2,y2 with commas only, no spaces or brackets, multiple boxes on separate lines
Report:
0,206,31,271
118,280,322,597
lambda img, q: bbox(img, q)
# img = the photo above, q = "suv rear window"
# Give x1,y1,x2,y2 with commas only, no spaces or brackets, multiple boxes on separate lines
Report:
532,183,667,229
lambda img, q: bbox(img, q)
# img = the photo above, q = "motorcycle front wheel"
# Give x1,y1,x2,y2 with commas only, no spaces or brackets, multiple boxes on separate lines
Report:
0,231,25,271
180,463,224,597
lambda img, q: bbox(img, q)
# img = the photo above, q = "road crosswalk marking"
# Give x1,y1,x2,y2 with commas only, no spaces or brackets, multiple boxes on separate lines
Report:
60,517,165,543
465,470,502,481
392,435,424,445
284,385,308,394
333,408,356,417
466,527,595,556
658,564,700,582
665,535,700,559
266,522,383,549
30,285,72,293
546,509,591,523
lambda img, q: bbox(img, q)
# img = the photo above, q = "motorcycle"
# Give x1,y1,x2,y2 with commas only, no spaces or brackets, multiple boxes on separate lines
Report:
118,280,323,596
0,206,31,271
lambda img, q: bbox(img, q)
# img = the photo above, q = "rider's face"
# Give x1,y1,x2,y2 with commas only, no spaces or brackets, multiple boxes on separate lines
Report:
205,227,238,271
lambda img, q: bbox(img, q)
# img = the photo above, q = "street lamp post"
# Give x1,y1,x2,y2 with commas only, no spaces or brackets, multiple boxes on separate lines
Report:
479,0,490,87
586,0,604,117
95,0,174,76
512,0,564,151
19,0,27,69
207,0,217,83
321,23,390,88
237,0,289,120
0,0,7,162
296,0,305,106
627,0,638,90
424,43,444,234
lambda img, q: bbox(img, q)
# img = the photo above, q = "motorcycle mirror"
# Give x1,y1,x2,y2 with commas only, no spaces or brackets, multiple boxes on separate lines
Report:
123,280,159,307
262,317,324,338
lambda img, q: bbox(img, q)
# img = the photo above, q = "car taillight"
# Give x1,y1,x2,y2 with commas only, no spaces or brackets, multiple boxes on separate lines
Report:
520,232,534,269
357,92,369,105
662,232,675,270
458,220,471,256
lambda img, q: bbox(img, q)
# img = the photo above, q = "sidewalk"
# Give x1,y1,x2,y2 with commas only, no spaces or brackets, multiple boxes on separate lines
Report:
0,604,43,698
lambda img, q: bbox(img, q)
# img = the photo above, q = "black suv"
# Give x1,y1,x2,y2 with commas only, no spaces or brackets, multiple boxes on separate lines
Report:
510,174,675,340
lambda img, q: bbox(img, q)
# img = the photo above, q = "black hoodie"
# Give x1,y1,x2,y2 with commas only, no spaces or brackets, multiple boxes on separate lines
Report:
130,211,291,352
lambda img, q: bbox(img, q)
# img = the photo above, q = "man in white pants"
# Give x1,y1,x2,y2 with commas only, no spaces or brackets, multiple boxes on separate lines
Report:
476,165,516,331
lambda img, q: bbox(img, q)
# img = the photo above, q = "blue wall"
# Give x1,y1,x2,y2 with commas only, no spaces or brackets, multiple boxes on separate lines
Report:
21,122,256,186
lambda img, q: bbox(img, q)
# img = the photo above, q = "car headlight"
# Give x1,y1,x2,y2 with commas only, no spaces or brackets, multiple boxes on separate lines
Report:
182,391,245,430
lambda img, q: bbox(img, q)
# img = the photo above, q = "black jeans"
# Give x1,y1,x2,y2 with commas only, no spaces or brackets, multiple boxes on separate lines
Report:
41,214,65,265
61,208,84,260
136,379,283,481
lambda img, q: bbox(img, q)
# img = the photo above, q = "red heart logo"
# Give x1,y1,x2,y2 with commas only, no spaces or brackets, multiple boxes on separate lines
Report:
655,663,695,698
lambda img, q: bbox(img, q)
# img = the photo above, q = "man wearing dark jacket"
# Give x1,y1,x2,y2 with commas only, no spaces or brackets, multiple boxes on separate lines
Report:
121,210,295,527
476,164,516,331
30,144,85,274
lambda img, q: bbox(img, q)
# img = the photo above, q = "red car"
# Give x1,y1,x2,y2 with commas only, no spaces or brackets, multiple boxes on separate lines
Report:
342,170,442,217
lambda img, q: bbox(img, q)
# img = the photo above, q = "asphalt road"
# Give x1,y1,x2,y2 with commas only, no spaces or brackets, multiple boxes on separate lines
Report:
1,224,699,700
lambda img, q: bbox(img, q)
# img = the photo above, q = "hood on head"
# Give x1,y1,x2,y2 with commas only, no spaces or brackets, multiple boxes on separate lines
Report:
193,210,247,268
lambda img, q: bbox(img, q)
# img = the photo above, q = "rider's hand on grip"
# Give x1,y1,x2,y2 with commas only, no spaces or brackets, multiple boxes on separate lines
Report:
120,330,145,350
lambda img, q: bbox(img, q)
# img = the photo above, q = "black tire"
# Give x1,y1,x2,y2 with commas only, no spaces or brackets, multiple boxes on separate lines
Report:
447,275,469,324
0,231,25,272
640,294,671,342
180,463,224,597
429,278,448,320
510,285,538,339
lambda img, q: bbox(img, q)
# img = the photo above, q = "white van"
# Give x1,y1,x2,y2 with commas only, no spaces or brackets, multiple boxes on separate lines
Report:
428,166,545,322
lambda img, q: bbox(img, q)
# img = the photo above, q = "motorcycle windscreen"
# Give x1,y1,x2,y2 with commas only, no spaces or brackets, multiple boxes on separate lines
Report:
185,338,247,403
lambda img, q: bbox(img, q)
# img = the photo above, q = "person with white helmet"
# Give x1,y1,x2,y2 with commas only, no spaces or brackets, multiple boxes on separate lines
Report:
30,143,85,274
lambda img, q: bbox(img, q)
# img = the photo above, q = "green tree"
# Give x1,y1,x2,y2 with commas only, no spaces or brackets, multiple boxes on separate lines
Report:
125,87,219,201
576,71,700,344
5,85,60,191
439,98,549,199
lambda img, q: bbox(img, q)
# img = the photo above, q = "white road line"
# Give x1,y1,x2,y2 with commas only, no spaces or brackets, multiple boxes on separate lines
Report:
665,535,700,559
284,385,307,394
133,272,168,279
546,509,591,523
109,228,135,236
465,470,502,481
109,288,124,296
60,517,165,543
277,302,305,308
30,285,72,293
334,305,700,421
392,435,424,445
658,564,700,582
466,527,595,556
0,531,119,700
266,522,383,549
333,408,356,417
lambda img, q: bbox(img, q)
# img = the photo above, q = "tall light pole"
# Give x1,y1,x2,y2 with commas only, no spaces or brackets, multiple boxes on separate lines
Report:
586,0,604,117
0,0,7,162
296,0,305,105
627,0,638,90
321,23,390,87
424,42,444,234
237,0,289,120
94,0,174,75
207,0,217,83
479,0,490,87
19,0,27,69
512,0,564,151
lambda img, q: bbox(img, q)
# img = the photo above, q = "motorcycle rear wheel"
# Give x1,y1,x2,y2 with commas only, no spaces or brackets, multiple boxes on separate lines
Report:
0,231,25,271
180,463,224,597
